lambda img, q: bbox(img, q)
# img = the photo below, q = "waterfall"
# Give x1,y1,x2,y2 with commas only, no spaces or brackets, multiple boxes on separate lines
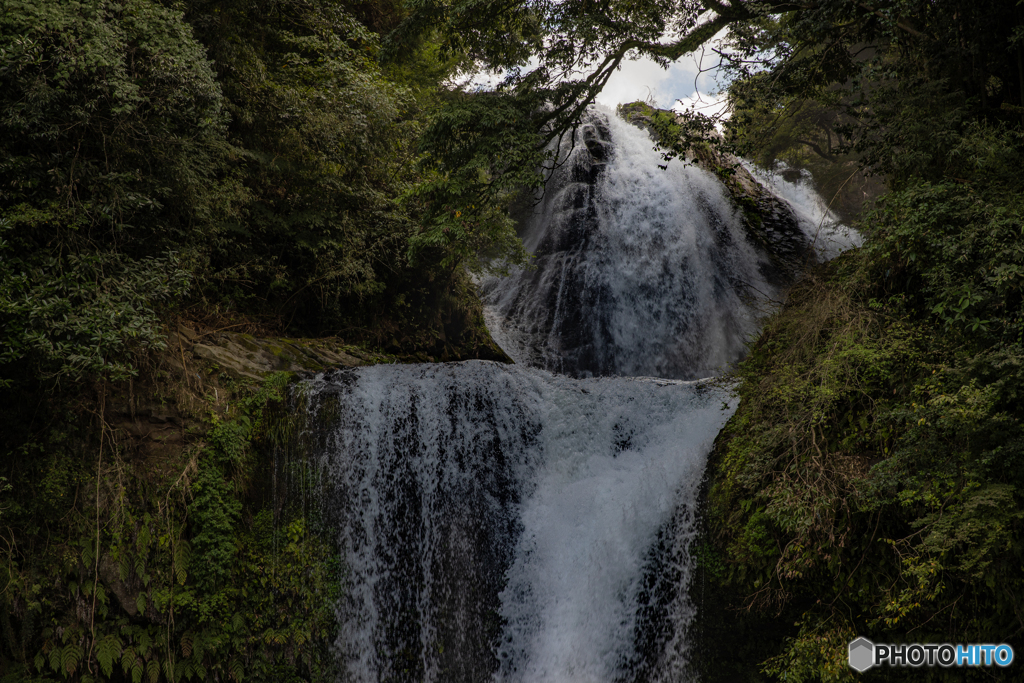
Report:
304,363,733,682
480,108,855,379
298,107,852,681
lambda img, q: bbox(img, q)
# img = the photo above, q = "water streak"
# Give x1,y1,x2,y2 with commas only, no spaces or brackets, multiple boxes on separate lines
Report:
481,109,859,379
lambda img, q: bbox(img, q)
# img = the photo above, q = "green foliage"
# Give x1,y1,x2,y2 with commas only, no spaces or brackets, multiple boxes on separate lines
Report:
722,0,1024,221
0,227,190,383
708,185,1024,679
617,100,724,171
709,251,1024,678
0,373,339,682
188,464,241,596
703,3,1024,678
862,127,1024,347
407,92,535,274
185,0,417,313
0,0,228,383
0,0,516,389
177,0,529,335
761,615,855,683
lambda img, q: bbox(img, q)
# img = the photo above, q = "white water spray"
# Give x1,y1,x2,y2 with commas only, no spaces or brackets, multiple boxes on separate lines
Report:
483,109,781,379
739,161,862,260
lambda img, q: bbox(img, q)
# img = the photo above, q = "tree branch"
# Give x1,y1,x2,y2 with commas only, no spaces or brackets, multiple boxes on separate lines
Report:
855,2,927,39
795,137,832,161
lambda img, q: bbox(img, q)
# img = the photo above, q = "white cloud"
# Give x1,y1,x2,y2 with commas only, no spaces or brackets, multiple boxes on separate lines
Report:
672,90,730,120
595,58,691,108
453,29,731,113
596,27,730,109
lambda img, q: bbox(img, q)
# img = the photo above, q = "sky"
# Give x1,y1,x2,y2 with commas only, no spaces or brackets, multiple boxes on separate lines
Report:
458,31,733,119
592,28,733,120
595,51,721,110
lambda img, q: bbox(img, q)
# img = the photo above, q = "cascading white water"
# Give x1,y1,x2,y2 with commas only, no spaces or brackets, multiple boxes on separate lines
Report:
304,362,734,682
481,110,773,379
300,106,854,682
739,161,863,261
480,107,854,379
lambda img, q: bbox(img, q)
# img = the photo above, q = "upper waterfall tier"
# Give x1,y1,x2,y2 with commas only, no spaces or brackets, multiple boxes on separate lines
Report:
481,107,856,380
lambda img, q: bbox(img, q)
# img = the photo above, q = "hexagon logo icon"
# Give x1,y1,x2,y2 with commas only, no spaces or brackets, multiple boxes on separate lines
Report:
848,637,875,672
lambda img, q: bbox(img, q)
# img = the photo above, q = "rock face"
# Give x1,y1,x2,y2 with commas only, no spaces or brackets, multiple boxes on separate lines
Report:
617,101,816,283
188,330,364,381
100,324,381,469
100,312,512,476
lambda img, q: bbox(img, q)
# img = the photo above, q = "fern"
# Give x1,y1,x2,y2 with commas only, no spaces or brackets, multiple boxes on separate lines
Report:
118,550,132,582
174,539,191,585
125,649,144,683
96,633,122,677
61,642,83,675
137,629,153,655
229,656,244,683
192,629,209,663
146,656,160,683
121,645,138,676
139,521,151,554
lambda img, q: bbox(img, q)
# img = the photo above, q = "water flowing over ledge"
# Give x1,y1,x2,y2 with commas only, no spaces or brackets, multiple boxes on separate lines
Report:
301,362,735,682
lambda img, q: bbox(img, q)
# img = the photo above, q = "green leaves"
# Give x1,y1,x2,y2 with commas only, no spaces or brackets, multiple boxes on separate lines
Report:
173,539,192,587
2,371,339,682
0,0,227,383
0,227,190,380
711,170,1024,675
96,632,122,678
405,86,541,274
864,163,1024,346
188,464,241,597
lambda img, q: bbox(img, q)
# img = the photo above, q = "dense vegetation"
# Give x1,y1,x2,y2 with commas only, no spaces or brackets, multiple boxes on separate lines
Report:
700,1,1024,680
0,0,513,680
4,0,1024,680
0,0,524,381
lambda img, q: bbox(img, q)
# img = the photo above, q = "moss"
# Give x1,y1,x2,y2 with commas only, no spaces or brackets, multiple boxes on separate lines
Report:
237,335,261,353
0,335,344,681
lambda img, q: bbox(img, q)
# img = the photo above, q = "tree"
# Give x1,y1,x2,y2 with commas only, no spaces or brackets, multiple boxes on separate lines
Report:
0,0,227,381
404,0,1024,210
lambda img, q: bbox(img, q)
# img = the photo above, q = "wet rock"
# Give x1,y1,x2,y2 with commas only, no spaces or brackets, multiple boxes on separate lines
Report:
191,333,364,379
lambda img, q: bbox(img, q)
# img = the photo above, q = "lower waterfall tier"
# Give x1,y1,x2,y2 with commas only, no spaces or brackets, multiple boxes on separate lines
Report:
303,361,736,682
